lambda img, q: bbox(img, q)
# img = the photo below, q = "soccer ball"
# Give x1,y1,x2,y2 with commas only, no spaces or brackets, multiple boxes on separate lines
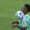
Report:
16,11,24,19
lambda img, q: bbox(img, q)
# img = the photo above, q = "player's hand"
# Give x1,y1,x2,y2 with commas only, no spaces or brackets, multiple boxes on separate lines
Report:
12,23,17,29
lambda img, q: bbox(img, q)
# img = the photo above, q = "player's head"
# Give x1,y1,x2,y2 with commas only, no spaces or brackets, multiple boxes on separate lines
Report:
22,4,30,14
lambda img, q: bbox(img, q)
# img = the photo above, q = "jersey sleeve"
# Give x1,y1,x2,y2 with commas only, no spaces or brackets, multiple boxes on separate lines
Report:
24,15,29,21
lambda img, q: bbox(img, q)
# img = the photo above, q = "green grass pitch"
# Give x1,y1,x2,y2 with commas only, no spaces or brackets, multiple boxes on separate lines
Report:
0,0,30,30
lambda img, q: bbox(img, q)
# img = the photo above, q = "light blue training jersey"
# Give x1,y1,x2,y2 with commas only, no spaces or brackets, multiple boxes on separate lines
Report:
19,14,29,30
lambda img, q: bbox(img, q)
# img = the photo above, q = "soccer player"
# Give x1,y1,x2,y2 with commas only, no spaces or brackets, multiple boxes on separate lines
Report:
12,4,30,30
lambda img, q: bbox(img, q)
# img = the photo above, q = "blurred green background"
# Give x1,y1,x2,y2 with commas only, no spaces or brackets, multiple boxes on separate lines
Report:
0,0,30,30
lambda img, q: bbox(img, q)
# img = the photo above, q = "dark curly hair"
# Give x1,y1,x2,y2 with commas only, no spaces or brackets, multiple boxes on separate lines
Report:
24,4,30,12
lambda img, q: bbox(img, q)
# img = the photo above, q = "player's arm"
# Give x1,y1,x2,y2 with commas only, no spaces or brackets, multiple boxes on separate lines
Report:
12,22,27,30
17,25,27,30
